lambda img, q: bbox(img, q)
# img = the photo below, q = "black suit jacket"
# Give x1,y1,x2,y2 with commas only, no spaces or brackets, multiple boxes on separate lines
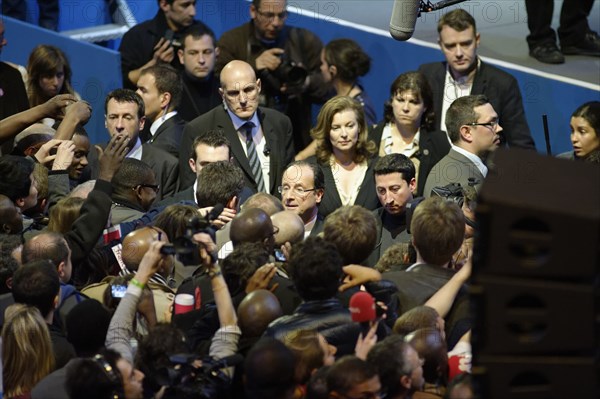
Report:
369,123,451,197
85,141,179,201
147,113,186,158
140,144,179,200
179,105,294,196
418,61,536,150
308,156,380,218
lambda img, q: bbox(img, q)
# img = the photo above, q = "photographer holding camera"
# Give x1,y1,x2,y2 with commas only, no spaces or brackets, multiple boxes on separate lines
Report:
216,0,329,153
104,231,240,398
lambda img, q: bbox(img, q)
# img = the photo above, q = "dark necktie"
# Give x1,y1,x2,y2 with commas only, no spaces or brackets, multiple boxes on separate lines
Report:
243,122,266,192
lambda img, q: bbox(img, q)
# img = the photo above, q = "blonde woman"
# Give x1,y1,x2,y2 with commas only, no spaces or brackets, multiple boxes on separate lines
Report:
2,304,55,399
308,96,379,218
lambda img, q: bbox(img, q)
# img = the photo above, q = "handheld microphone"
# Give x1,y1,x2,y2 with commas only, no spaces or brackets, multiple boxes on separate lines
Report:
207,203,225,222
389,0,421,41
349,291,376,337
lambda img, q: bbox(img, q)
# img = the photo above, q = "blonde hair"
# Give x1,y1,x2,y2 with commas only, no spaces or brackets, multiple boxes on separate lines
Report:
2,304,55,397
47,196,85,234
311,96,376,164
282,329,326,384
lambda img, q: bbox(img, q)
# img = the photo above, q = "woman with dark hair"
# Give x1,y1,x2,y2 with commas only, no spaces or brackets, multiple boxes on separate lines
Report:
296,39,377,161
26,44,78,126
308,96,379,217
370,71,451,196
558,101,600,162
321,38,377,125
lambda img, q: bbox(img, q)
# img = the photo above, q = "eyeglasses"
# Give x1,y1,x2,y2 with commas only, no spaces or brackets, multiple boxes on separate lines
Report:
134,184,160,193
466,120,499,131
256,9,288,20
278,185,317,196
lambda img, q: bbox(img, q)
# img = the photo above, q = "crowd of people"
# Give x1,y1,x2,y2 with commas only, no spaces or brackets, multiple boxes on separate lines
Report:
0,1,599,398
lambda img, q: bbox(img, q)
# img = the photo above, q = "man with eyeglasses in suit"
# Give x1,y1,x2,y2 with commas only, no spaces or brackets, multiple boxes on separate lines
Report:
279,160,325,237
424,95,502,198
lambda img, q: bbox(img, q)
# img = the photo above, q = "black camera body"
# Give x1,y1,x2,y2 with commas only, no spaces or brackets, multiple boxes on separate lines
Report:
155,353,243,399
159,205,223,266
275,56,307,87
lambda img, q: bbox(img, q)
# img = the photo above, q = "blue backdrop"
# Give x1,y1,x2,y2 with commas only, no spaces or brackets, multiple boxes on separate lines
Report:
5,0,599,153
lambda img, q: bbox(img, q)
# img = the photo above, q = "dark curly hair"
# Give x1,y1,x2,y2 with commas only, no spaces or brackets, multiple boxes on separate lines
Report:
383,71,435,131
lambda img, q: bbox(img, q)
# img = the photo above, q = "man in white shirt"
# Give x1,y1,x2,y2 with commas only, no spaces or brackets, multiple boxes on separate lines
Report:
136,63,185,158
423,95,502,197
280,160,325,238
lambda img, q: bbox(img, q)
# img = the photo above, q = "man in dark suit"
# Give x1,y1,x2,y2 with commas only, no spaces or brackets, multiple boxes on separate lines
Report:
179,60,294,196
418,9,535,150
280,160,325,237
103,89,179,201
424,95,501,197
364,154,416,267
136,64,186,158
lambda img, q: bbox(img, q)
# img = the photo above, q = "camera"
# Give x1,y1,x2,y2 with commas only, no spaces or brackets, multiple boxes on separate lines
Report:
159,205,223,266
274,56,307,87
155,353,243,399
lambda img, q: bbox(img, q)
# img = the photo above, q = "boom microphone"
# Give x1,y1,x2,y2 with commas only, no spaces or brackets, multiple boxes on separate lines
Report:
389,0,421,41
389,0,471,41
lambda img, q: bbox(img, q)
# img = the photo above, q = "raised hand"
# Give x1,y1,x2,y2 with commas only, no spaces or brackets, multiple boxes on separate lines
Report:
97,134,130,181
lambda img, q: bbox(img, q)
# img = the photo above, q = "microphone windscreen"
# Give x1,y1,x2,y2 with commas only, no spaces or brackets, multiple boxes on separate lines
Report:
389,0,420,41
349,291,376,323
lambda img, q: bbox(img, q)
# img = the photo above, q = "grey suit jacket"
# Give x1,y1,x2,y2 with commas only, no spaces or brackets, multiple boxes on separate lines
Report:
423,148,485,197
418,61,536,150
179,105,295,196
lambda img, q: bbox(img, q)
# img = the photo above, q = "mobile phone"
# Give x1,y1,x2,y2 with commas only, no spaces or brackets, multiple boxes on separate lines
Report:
163,29,174,44
111,284,127,298
274,248,286,262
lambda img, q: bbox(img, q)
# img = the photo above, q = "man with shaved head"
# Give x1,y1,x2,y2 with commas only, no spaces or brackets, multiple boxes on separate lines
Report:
119,226,176,321
238,289,283,339
179,60,294,196
230,207,277,254
270,210,304,248
122,226,175,286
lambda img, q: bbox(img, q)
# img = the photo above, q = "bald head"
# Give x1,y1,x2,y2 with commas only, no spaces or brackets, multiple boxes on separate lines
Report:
0,194,23,234
242,192,284,216
271,210,304,246
238,289,283,338
219,60,261,120
230,208,275,251
122,227,172,276
22,232,71,283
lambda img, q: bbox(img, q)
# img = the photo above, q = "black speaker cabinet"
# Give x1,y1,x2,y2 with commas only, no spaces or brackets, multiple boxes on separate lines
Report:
472,355,599,399
471,275,598,354
475,148,600,280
